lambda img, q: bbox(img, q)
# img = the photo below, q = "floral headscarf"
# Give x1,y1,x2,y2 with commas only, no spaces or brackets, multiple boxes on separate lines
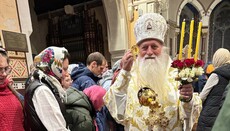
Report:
34,46,68,79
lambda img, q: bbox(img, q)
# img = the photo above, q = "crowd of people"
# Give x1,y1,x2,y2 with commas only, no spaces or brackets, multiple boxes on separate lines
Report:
1,12,230,131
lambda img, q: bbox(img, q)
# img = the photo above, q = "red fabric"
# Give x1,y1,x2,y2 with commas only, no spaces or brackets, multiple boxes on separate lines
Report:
83,85,106,111
94,119,98,131
0,79,24,131
0,79,9,89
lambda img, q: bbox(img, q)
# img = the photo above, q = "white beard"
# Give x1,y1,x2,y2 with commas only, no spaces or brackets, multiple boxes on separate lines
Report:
136,50,171,103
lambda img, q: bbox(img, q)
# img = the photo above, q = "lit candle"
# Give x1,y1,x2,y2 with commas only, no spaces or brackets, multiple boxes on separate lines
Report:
188,19,194,58
194,21,202,61
179,19,186,60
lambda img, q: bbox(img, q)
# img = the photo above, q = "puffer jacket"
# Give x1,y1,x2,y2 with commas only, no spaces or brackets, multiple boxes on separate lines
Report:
197,64,230,131
212,82,230,131
71,64,101,91
65,87,96,131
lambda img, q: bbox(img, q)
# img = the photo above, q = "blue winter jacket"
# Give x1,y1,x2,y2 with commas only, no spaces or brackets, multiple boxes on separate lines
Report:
71,65,101,91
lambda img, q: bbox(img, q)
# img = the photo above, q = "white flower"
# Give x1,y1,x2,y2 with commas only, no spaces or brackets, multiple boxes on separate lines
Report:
191,67,197,72
179,69,186,78
177,65,204,83
187,77,193,82
189,70,195,78
196,67,204,76
173,59,205,83
184,68,191,77
190,67,196,77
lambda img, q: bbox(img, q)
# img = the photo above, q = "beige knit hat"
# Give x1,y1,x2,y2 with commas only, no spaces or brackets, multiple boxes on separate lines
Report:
134,13,168,45
212,48,230,68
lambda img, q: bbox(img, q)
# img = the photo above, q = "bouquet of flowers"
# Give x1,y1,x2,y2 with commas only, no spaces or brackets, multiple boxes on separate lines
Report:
171,58,204,84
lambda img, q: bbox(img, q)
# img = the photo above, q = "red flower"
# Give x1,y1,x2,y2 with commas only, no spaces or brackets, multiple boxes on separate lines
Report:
184,58,195,67
171,60,184,69
171,60,180,68
177,62,184,69
171,58,204,69
195,60,204,67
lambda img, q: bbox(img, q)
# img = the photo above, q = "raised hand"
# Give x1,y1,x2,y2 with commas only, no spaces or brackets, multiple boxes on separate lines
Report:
6,75,14,86
122,50,134,71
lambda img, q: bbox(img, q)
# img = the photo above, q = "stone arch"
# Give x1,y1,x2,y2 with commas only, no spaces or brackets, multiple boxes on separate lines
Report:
175,0,206,61
177,3,200,54
177,0,205,26
207,1,230,61
207,0,222,16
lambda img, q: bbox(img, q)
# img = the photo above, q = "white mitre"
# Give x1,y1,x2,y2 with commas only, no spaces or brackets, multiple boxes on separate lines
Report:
134,13,168,45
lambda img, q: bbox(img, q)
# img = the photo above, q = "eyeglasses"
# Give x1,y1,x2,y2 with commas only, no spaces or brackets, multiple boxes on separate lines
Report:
0,66,12,75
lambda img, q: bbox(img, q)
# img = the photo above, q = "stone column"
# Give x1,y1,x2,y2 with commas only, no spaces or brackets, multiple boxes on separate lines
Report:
102,0,129,65
16,0,33,72
201,28,208,62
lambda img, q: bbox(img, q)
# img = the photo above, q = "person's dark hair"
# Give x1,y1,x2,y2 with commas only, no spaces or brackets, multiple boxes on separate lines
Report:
0,48,10,63
63,50,70,61
86,52,105,66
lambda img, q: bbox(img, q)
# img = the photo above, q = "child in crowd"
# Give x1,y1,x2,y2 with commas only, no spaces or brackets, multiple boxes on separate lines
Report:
61,74,73,90
65,85,106,131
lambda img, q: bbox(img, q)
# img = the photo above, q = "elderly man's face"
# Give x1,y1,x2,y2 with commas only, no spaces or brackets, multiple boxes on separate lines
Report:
139,39,163,58
137,39,169,102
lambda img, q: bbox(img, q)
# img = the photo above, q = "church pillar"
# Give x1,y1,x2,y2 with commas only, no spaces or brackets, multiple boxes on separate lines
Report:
102,0,129,65
201,28,208,62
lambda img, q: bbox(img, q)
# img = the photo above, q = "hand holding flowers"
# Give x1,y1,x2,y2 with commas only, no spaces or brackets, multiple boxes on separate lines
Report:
171,58,204,102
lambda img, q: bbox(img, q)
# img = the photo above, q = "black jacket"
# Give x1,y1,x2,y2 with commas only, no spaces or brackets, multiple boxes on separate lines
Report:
24,70,67,131
197,64,230,131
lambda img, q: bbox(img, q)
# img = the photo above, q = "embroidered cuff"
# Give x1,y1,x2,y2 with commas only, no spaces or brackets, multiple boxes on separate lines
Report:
114,69,131,93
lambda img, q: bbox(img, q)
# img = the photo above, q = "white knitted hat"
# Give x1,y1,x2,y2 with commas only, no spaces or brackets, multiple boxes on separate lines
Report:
134,13,168,45
212,48,230,68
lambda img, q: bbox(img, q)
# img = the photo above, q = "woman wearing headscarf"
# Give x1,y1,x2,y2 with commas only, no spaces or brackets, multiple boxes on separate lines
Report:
197,48,230,131
24,46,70,131
0,48,24,131
65,85,106,131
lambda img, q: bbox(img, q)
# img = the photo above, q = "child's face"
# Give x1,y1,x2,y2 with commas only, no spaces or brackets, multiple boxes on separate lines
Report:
61,75,72,89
